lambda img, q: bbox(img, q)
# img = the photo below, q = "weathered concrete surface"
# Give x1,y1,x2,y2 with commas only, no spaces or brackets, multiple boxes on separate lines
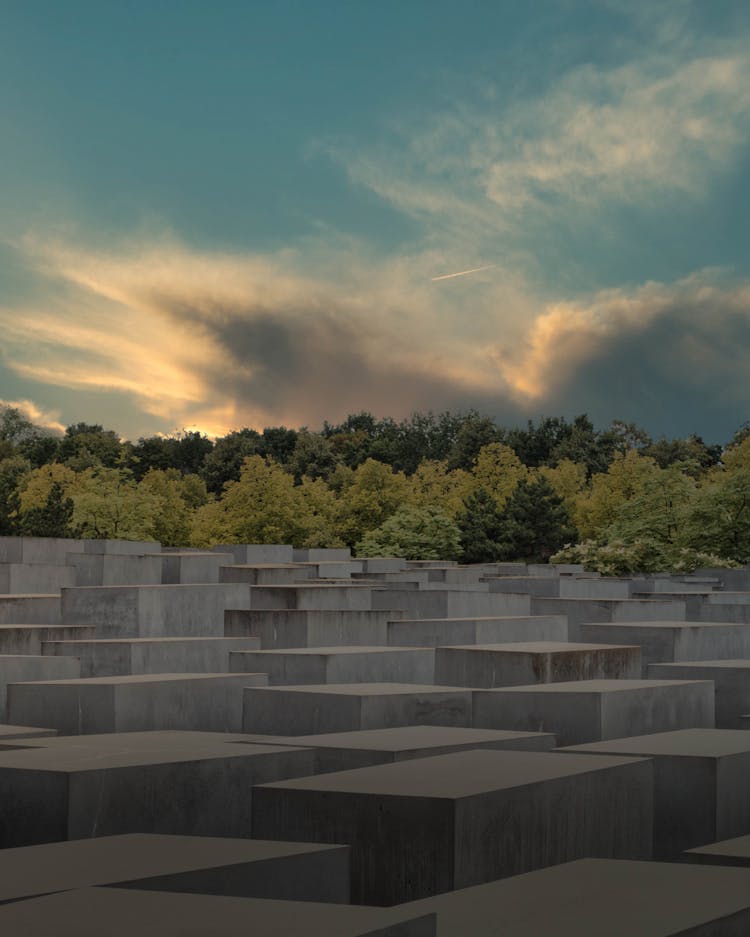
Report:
0,596,61,625
649,660,750,728
154,552,235,584
0,624,96,655
581,621,750,674
0,732,317,846
0,563,76,593
8,673,268,734
42,636,262,677
434,641,640,688
403,857,750,937
212,543,295,564
472,679,715,745
530,598,686,641
371,589,532,619
252,748,653,904
0,724,57,741
66,553,163,587
229,646,435,685
248,584,374,611
243,684,473,735
0,887,437,937
684,833,750,868
0,655,80,721
561,728,750,858
0,833,351,905
225,608,397,648
386,615,568,647
0,537,86,565
220,564,313,586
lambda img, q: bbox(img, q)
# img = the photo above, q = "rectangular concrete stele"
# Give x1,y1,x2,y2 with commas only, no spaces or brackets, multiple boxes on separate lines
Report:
371,589,533,619
155,552,235,585
224,609,397,648
0,596,61,625
472,679,715,746
252,748,653,905
561,728,750,858
292,548,352,562
7,672,269,735
0,888,437,937
213,544,295,564
0,732,317,846
0,563,76,594
649,660,750,729
229,646,435,686
530,598,686,641
0,655,81,721
485,577,560,597
60,584,252,637
243,684,473,735
219,564,313,586
248,584,374,611
42,636,262,678
0,833,351,905
359,558,408,574
237,725,556,773
66,554,163,588
558,578,632,600
434,641,641,688
580,621,750,675
386,615,568,648
0,625,96,655
402,857,750,937
82,540,161,555
684,833,750,868
0,724,57,741
0,537,87,565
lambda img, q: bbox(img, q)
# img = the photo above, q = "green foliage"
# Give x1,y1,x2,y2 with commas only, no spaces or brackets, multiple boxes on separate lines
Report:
334,458,409,547
19,482,77,538
493,477,578,563
356,505,461,560
552,539,739,575
456,487,507,564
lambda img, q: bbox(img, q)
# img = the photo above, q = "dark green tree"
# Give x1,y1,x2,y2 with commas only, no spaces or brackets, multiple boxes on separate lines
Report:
19,482,77,538
494,477,578,562
456,487,507,563
200,429,262,494
446,412,501,470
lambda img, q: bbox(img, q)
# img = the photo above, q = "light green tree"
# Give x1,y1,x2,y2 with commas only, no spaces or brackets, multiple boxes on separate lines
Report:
356,505,461,560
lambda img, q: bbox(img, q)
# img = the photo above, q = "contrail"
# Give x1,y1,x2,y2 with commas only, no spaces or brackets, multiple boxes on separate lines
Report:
431,263,496,282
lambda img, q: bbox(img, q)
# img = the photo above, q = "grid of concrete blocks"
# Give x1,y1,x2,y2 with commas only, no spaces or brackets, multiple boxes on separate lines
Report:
2,537,750,933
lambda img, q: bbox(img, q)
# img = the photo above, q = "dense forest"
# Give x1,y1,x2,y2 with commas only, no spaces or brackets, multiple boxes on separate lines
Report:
1,405,749,572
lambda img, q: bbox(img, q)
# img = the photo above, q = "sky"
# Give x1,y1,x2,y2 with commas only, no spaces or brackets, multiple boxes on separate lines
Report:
1,0,750,444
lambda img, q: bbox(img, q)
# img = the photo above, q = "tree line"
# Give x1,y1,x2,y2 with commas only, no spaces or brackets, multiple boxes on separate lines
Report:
1,405,748,571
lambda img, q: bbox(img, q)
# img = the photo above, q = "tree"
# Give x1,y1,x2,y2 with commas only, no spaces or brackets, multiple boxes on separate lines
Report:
137,469,205,547
19,483,77,538
493,477,577,563
536,459,587,517
607,464,696,550
287,430,339,483
446,412,501,470
681,469,750,563
574,450,660,539
471,443,528,508
407,459,474,518
334,458,409,547
356,505,461,560
0,455,29,535
456,487,507,564
58,423,125,470
71,468,162,540
200,429,262,494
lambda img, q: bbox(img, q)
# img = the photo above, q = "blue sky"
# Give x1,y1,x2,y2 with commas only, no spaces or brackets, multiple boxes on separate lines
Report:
2,0,750,443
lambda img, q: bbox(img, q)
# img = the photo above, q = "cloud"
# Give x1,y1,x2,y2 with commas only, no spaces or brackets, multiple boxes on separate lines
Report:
0,398,66,435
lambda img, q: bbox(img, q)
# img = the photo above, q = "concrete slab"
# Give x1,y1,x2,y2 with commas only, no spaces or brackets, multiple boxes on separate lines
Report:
60,583,252,637
66,553,163,587
434,641,640,688
0,562,76,593
243,683,473,735
0,732,316,846
473,678,715,745
0,887,436,936
404,857,750,936
0,833,351,904
8,672,268,734
0,655,80,721
580,621,750,674
0,537,86,565
371,589,532,618
0,724,57,741
0,624,96,654
648,660,750,728
561,728,750,857
154,551,235,584
684,833,750,868
229,646,435,685
252,748,653,904
249,584,374,611
386,615,568,647
220,563,314,585
236,725,556,772
531,597,686,641
213,543,295,564
0,595,61,624
225,608,396,648
42,636,262,677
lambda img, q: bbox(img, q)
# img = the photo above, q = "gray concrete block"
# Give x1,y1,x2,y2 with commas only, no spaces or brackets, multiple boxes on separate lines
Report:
82,539,161,555
558,577,633,599
0,562,76,593
386,615,568,647
225,609,396,648
8,672,268,734
237,725,556,772
0,595,61,624
249,584,374,611
43,636,262,677
0,724,57,741
61,584,252,637
581,621,750,674
359,558,408,574
371,589,532,618
212,543,295,564
434,641,640,688
220,564,314,585
561,729,750,858
684,833,750,868
0,887,436,936
252,748,653,904
155,552,235,584
0,537,86,565
229,646,435,685
473,679,715,745
649,660,750,728
0,655,80,721
485,576,560,597
243,683,473,735
404,857,750,936
0,732,317,846
0,833,351,905
66,553,163,587
531,597,686,640
293,548,352,562
0,624,96,654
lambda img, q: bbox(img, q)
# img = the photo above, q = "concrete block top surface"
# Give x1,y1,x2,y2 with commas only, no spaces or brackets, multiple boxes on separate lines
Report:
404,857,750,937
0,594,59,599
0,887,434,937
476,678,712,694
685,834,750,862
0,833,348,903
255,748,649,798
442,641,639,653
651,659,750,669
10,672,266,687
235,645,426,656
584,620,750,629
0,724,57,739
240,725,554,751
561,728,750,757
245,683,468,696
